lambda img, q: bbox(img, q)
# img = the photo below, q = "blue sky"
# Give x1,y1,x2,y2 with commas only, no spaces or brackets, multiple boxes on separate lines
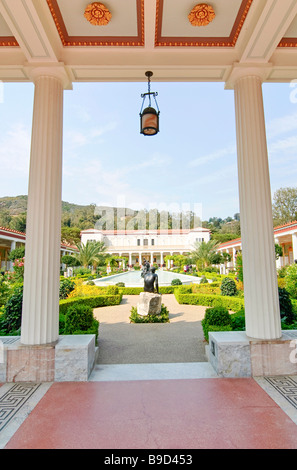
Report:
1,79,297,221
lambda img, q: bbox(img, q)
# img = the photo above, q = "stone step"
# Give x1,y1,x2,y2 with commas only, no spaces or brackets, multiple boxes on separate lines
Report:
89,362,218,381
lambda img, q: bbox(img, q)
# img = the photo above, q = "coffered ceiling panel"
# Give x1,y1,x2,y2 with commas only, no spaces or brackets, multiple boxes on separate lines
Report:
0,0,297,83
279,12,297,47
0,12,18,46
47,0,144,46
156,0,252,47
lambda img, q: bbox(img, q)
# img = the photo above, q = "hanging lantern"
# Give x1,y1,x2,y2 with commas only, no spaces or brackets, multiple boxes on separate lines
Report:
140,71,160,135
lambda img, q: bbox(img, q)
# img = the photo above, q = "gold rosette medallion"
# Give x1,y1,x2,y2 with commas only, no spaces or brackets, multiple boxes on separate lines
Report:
84,2,112,26
188,3,215,26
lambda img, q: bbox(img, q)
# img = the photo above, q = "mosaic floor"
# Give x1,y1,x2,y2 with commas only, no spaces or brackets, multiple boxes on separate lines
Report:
0,382,52,448
255,375,297,425
1,374,297,449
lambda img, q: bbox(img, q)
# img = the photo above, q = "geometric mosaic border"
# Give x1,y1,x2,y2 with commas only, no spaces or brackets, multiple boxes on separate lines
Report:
264,376,297,410
0,383,42,432
0,337,20,344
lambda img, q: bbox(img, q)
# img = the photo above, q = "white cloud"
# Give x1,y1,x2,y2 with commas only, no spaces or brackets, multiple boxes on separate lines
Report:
89,122,117,138
0,122,30,173
188,145,236,167
266,112,297,139
268,135,297,154
64,121,118,149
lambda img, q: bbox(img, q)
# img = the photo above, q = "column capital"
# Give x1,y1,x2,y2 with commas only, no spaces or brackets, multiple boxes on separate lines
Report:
225,63,273,90
24,62,73,90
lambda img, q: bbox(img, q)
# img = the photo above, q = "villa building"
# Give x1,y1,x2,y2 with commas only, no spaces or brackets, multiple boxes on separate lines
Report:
0,226,76,272
81,227,211,267
218,221,297,273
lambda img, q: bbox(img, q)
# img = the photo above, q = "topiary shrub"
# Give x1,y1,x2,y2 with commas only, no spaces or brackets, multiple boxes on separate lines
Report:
116,282,125,287
202,305,232,341
63,304,99,341
278,287,295,324
199,276,208,284
230,308,246,331
220,277,237,297
171,278,182,286
59,278,75,299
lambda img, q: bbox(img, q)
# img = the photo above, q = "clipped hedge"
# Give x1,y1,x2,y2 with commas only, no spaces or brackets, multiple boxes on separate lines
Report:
204,324,233,341
118,287,142,295
201,305,232,341
61,304,99,342
59,293,122,315
192,284,221,295
118,286,175,295
174,289,244,311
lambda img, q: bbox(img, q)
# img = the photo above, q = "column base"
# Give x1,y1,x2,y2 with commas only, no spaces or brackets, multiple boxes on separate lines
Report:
0,335,98,382
208,331,297,377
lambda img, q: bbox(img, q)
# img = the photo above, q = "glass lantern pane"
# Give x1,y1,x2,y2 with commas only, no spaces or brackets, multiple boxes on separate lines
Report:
142,113,158,134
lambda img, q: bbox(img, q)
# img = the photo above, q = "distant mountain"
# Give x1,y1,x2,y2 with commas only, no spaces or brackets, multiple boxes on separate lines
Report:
0,195,28,216
0,195,138,233
0,195,240,243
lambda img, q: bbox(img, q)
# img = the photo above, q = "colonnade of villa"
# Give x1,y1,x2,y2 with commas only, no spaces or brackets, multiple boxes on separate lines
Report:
0,226,76,272
80,227,210,268
106,251,188,268
219,221,297,274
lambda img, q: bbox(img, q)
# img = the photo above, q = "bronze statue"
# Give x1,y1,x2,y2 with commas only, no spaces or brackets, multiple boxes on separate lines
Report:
141,259,150,278
143,266,159,293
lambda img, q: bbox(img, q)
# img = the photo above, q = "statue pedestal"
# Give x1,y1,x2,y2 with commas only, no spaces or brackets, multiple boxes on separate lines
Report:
137,292,162,316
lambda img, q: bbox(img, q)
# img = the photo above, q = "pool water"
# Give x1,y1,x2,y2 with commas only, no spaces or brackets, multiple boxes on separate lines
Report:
93,269,202,287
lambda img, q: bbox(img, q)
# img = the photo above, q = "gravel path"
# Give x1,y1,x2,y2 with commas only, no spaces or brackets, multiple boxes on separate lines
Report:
93,294,208,364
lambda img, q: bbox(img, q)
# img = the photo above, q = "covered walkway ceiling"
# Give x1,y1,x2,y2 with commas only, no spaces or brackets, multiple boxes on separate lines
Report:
0,0,297,86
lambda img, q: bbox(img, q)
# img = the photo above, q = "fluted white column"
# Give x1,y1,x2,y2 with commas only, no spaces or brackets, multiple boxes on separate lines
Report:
21,73,64,345
234,74,281,339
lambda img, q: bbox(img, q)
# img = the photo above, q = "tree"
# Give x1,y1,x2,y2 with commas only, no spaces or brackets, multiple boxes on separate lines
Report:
74,240,106,271
105,256,120,268
272,187,297,225
10,213,26,233
171,254,191,269
8,246,25,261
191,239,220,270
61,226,81,245
0,210,12,228
61,254,80,267
275,243,283,260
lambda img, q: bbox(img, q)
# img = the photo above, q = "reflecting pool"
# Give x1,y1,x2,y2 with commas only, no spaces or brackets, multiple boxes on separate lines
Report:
94,269,202,287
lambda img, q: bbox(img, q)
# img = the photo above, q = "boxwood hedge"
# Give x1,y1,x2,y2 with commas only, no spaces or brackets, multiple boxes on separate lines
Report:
59,293,122,315
174,288,244,311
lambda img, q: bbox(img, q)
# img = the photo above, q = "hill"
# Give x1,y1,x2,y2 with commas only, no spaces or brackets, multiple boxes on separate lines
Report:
0,195,241,245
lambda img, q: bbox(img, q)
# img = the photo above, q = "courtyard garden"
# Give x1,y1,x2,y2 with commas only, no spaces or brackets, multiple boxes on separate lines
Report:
1,246,297,344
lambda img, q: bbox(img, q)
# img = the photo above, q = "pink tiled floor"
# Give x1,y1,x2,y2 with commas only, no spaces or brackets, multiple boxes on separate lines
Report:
5,378,297,449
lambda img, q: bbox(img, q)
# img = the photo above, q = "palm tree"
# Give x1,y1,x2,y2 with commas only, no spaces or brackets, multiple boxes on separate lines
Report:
74,240,106,271
191,239,220,270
